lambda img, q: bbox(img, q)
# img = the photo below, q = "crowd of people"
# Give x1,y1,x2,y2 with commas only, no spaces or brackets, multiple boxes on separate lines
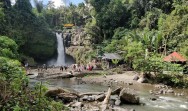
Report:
60,64,94,72
24,60,98,74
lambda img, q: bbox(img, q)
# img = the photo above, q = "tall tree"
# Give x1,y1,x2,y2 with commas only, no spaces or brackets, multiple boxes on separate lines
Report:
14,0,32,13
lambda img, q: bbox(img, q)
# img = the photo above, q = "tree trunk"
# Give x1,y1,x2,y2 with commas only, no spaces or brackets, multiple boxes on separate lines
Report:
101,87,111,111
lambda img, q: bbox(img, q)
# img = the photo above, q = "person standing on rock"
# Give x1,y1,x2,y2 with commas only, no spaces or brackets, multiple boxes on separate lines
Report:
60,66,63,71
64,65,67,71
73,64,76,71
45,64,48,70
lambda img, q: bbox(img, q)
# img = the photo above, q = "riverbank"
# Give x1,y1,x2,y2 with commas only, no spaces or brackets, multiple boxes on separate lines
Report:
41,72,188,111
81,72,188,111
28,69,188,111
82,71,138,85
82,72,188,96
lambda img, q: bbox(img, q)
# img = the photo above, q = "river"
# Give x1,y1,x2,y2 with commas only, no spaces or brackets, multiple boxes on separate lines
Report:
30,78,188,111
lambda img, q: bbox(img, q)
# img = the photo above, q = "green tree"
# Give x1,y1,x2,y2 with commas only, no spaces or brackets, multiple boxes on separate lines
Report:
88,0,130,40
14,0,32,13
123,40,145,69
0,36,18,59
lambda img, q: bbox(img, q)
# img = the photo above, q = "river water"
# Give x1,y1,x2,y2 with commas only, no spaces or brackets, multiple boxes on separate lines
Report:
30,78,188,111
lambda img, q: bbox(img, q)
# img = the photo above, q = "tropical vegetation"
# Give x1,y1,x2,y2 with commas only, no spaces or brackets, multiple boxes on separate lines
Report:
0,0,188,110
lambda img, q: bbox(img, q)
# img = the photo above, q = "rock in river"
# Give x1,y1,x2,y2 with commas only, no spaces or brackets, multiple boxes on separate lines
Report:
95,94,105,102
119,88,140,104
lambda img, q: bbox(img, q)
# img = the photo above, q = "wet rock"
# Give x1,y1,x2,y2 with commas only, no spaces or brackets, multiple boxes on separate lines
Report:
95,94,105,101
137,77,148,83
150,97,157,101
88,95,95,102
133,75,139,81
158,89,166,94
115,99,121,106
82,95,89,101
45,88,66,98
80,95,96,102
58,93,78,103
119,88,140,104
109,99,115,106
110,95,119,100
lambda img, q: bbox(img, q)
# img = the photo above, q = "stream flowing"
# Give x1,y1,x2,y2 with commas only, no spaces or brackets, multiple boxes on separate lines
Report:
30,78,188,111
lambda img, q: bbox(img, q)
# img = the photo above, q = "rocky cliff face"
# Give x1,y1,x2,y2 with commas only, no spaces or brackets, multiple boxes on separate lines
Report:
64,27,94,64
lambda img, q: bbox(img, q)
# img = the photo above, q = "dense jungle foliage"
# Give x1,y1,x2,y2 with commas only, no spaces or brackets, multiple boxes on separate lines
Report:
0,36,65,110
44,0,187,87
0,0,56,62
41,0,188,61
0,0,188,110
0,0,66,110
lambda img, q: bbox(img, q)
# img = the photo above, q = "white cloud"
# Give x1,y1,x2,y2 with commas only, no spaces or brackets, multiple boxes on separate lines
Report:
10,0,66,8
50,0,65,7
10,0,16,5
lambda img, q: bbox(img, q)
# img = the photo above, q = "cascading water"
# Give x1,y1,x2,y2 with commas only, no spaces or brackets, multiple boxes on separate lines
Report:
55,32,65,66
47,32,75,66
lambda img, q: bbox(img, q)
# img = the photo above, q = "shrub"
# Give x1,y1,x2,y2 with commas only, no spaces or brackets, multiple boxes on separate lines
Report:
0,57,65,110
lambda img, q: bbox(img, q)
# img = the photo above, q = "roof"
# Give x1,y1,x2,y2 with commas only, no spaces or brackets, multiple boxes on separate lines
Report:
102,53,122,60
163,52,187,62
63,24,74,27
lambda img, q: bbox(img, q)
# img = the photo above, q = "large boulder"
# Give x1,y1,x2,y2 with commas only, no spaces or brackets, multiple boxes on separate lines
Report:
119,88,140,104
58,92,78,103
45,88,66,98
45,88,79,103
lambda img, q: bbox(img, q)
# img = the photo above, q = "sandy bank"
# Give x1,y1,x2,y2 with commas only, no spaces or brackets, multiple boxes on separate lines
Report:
82,71,140,85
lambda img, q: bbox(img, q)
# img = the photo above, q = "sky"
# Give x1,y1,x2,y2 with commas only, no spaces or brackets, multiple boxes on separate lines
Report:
45,0,85,7
11,0,85,7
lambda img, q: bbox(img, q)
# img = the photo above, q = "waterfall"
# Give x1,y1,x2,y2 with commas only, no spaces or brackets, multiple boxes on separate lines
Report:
55,33,65,66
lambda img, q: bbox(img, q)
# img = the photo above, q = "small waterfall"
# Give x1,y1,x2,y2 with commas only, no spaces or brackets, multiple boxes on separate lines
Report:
47,32,75,66
55,33,65,66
